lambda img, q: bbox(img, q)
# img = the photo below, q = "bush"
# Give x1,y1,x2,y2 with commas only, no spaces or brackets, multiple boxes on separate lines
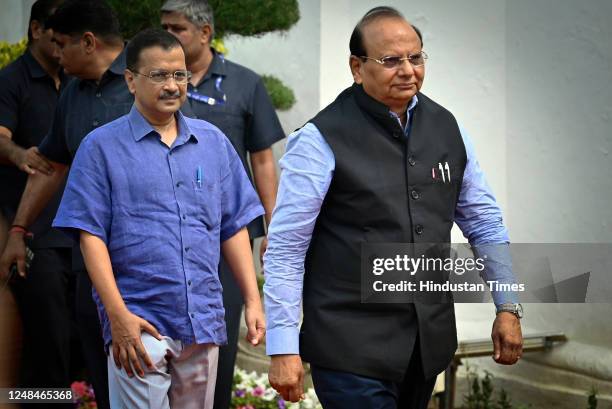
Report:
209,0,299,38
0,39,27,69
108,0,300,40
261,75,295,111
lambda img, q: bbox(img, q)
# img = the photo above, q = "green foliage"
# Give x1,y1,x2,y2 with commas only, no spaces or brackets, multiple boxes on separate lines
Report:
108,0,299,40
0,39,27,69
464,371,496,409
462,370,529,409
462,369,599,409
209,0,299,38
261,75,295,111
497,390,513,409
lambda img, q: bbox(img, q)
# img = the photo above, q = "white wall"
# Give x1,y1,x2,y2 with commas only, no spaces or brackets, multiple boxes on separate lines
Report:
0,0,35,43
504,0,612,380
223,1,321,136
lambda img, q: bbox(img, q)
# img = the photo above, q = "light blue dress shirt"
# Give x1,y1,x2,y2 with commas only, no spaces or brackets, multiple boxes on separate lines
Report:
263,96,518,355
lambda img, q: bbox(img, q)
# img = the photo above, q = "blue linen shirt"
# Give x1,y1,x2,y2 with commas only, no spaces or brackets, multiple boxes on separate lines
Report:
263,95,518,355
53,106,264,347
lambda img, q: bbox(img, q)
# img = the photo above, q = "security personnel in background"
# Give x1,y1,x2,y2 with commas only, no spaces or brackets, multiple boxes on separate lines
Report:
0,1,133,408
0,1,77,405
161,1,285,408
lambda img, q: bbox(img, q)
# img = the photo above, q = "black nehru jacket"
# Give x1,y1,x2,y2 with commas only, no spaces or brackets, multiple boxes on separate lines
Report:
301,83,467,381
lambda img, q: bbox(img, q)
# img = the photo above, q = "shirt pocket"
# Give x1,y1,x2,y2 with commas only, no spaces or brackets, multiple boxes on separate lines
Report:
419,164,463,222
191,179,221,232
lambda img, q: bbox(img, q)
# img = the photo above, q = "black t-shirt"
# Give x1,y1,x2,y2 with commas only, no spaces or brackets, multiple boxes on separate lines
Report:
181,50,285,238
37,48,133,266
0,49,71,248
38,49,133,164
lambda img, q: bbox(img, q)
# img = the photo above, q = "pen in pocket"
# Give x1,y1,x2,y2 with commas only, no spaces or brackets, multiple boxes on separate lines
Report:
196,166,202,189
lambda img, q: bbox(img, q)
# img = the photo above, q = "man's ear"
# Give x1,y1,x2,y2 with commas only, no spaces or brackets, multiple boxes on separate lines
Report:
349,55,363,84
200,24,213,46
124,69,136,95
30,20,44,41
81,32,97,54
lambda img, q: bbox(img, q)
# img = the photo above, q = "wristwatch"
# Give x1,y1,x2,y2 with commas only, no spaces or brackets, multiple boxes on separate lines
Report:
496,303,523,319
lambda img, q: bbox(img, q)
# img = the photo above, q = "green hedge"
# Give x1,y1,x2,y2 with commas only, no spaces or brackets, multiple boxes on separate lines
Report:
261,75,295,111
0,39,27,69
108,0,300,40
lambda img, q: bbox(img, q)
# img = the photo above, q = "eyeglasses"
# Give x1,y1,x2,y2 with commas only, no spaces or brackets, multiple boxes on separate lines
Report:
131,69,192,84
359,51,429,69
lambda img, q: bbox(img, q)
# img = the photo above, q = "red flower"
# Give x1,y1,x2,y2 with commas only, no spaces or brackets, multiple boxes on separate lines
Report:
71,381,88,398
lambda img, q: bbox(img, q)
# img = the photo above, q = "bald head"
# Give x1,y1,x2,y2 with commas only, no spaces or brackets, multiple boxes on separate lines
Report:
348,8,426,117
349,6,423,58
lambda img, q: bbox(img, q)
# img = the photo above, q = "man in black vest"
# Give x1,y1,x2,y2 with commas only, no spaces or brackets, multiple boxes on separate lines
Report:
263,7,523,409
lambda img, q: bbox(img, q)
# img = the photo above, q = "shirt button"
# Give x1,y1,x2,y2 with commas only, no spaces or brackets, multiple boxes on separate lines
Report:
182,214,187,220
408,156,416,166
184,247,190,252
176,181,182,188
411,190,420,200
188,280,192,286
190,313,195,318
415,224,424,235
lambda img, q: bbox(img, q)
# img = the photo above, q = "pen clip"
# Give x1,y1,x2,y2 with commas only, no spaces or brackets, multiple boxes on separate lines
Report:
196,166,202,189
438,163,446,183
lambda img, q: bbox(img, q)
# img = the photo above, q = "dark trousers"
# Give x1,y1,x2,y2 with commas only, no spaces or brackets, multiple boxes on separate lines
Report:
75,269,110,409
11,247,79,409
213,254,246,409
311,339,436,409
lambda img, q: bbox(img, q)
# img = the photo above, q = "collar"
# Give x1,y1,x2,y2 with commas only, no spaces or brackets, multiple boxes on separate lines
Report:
128,105,198,144
23,49,50,79
78,45,127,89
200,48,226,83
352,83,414,138
389,95,419,133
108,45,127,75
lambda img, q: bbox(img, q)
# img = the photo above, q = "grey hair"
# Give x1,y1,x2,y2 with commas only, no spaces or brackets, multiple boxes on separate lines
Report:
161,0,215,36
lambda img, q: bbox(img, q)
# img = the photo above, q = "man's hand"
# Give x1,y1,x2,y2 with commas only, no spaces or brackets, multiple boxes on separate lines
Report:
491,312,523,365
244,302,266,346
11,147,54,176
269,354,305,403
259,236,268,266
0,232,27,280
109,308,162,378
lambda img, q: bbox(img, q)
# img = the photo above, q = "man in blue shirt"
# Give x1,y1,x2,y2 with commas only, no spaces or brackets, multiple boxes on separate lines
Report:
54,29,265,409
264,7,523,409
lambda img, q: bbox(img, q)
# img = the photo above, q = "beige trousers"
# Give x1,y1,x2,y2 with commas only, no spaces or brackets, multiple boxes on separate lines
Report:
107,333,219,409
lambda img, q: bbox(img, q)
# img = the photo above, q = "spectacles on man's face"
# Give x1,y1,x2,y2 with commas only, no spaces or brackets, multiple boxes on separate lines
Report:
359,51,429,69
131,69,192,84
